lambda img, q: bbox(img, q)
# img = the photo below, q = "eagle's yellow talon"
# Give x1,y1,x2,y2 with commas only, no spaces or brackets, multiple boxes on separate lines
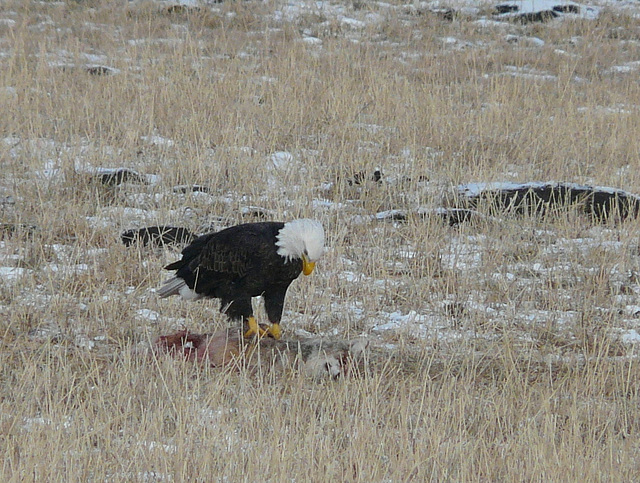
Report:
244,318,281,340
244,316,268,338
268,323,282,340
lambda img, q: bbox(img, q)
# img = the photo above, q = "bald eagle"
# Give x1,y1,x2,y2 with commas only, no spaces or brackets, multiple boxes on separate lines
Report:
157,219,325,339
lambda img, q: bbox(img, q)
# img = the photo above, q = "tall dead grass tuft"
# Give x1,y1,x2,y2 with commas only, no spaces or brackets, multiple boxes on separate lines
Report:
2,1,640,480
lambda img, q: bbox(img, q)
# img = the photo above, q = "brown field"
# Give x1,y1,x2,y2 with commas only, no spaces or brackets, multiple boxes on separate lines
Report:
2,0,640,480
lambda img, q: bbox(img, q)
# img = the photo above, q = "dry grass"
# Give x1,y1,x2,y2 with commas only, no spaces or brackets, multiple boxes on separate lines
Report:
3,0,640,480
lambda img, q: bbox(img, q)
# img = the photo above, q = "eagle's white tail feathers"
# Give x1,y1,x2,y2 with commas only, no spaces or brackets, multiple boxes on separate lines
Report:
157,277,201,300
157,277,184,298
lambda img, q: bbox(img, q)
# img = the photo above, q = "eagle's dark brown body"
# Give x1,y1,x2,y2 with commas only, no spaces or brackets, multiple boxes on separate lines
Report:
161,222,304,325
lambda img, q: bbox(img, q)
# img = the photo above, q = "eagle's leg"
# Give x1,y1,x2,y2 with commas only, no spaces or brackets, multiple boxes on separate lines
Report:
244,316,269,339
263,291,286,340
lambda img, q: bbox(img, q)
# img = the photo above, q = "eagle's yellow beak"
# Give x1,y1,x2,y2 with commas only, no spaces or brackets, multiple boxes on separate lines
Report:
302,253,316,276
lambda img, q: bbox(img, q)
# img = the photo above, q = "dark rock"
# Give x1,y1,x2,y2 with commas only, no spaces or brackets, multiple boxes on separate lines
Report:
494,2,578,22
164,5,203,15
457,182,640,221
121,226,196,247
173,184,211,194
96,168,147,186
509,10,559,23
495,4,519,14
375,210,408,221
553,4,579,13
86,66,116,76
434,8,456,21
428,208,484,226
376,207,484,226
444,301,466,318
375,207,485,226
347,169,383,186
408,6,456,20
0,223,38,238
240,206,271,220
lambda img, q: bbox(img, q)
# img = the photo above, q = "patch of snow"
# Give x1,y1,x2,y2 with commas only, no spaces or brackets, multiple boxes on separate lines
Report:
0,266,29,280
75,334,95,350
624,305,640,317
491,272,516,281
440,237,484,270
607,61,640,74
458,181,546,197
349,214,373,225
312,199,348,211
474,19,510,28
340,17,366,29
354,122,391,134
128,38,182,47
302,36,322,45
338,271,363,283
500,65,557,82
136,309,160,322
494,0,597,19
373,310,431,332
2,136,20,146
82,53,107,64
108,471,173,482
22,415,72,432
577,104,634,115
270,151,295,170
198,407,237,425
22,416,52,431
47,264,90,274
506,34,545,46
138,440,177,454
441,36,459,44
621,329,640,344
35,159,62,179
1,86,17,99
375,209,406,220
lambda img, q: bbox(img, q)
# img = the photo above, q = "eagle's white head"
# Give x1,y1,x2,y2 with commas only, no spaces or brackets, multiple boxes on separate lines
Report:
276,219,325,275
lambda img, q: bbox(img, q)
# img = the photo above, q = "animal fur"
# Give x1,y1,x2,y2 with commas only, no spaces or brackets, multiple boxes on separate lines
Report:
153,329,368,379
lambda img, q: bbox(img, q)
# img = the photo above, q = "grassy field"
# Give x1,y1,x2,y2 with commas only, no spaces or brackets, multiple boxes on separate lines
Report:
3,0,640,480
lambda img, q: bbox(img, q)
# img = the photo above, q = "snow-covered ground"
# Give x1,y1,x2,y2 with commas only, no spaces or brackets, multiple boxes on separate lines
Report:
2,0,640,357
5,0,640,479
